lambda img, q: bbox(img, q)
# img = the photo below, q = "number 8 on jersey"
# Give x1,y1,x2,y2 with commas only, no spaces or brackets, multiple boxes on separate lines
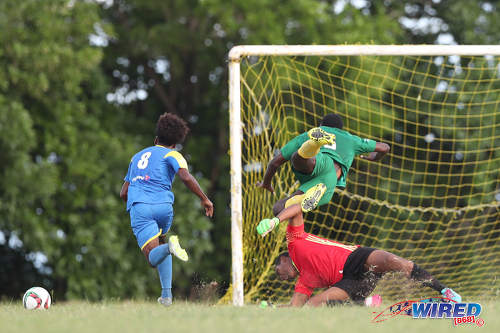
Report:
137,152,152,169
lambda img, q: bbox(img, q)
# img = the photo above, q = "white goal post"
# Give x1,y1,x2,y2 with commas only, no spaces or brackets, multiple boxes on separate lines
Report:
228,45,500,306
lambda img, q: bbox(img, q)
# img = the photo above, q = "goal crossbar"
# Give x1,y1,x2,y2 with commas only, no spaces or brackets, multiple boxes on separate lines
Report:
229,45,500,60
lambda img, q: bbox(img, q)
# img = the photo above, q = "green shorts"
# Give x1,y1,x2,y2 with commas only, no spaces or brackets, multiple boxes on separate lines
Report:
293,153,337,207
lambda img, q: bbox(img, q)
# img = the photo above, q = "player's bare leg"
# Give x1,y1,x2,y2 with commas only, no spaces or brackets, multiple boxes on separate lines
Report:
278,204,304,227
306,286,349,307
364,250,414,276
364,250,461,302
142,237,160,266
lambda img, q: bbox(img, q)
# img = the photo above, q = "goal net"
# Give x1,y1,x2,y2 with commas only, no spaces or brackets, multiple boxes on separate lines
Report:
227,46,500,305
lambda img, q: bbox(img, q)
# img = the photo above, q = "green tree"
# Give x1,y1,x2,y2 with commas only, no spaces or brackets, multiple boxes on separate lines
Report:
0,0,215,300
2,0,498,301
100,0,405,290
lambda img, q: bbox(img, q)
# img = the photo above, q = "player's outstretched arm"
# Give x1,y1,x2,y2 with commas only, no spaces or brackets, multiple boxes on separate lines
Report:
256,152,287,193
360,142,390,161
120,181,130,203
257,203,303,236
177,168,214,217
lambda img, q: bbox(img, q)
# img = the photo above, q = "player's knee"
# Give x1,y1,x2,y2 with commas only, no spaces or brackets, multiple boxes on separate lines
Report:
142,246,156,268
146,253,159,268
290,151,301,165
145,253,156,268
404,260,415,277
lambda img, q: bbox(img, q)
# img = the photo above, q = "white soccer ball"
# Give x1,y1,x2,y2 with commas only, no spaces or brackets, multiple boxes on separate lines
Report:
23,287,51,310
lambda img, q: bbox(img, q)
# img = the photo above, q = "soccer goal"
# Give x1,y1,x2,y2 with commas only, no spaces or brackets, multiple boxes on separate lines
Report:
228,45,500,306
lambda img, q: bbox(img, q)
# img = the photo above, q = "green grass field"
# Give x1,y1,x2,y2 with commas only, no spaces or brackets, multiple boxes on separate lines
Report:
2,300,499,333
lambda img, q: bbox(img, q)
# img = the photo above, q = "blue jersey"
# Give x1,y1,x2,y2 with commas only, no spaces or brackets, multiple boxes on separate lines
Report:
124,145,188,211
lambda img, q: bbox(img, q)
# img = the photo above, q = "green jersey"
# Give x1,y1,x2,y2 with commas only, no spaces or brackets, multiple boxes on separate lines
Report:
280,126,376,188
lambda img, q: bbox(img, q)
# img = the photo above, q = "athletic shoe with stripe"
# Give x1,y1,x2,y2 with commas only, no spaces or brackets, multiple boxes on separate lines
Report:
301,183,327,212
157,297,172,307
364,294,382,307
308,127,336,146
168,235,189,262
441,288,462,302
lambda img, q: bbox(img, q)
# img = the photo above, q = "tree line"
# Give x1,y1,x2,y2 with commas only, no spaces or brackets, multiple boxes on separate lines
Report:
0,0,498,300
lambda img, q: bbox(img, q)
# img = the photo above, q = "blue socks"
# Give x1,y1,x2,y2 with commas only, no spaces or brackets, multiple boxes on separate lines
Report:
148,244,173,299
148,244,170,267
158,255,172,298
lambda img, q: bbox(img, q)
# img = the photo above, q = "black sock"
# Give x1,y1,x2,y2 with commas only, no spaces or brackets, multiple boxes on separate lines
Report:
410,264,446,293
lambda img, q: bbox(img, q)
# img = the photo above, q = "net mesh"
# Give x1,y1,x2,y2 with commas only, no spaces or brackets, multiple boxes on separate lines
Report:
232,54,499,303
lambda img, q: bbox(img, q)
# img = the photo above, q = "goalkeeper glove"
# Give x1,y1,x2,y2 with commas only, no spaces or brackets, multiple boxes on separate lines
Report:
256,217,280,237
259,300,276,309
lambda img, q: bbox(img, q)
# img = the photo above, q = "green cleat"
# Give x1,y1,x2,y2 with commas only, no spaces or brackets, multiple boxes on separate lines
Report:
308,127,336,146
301,183,327,212
168,235,189,262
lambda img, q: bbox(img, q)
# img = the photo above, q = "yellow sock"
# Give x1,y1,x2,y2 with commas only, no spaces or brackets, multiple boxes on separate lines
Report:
284,195,305,208
298,140,322,158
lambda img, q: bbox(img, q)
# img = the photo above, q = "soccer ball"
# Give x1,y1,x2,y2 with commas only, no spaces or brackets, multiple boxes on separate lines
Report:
23,287,51,310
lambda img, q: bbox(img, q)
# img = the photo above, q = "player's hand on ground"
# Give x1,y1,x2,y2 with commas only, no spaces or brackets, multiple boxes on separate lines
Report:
256,181,274,193
202,198,214,217
256,217,280,237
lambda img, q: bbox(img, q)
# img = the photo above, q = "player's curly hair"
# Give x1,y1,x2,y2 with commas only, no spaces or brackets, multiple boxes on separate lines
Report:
320,113,343,129
155,113,190,145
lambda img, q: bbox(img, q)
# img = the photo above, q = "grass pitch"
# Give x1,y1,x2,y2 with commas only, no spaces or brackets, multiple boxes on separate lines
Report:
2,300,498,333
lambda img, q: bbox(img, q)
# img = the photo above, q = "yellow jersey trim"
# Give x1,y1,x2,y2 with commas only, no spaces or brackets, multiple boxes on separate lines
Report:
164,151,188,169
140,229,162,250
305,235,357,251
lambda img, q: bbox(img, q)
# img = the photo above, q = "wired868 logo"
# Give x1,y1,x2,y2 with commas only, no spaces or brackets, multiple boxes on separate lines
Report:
372,297,485,327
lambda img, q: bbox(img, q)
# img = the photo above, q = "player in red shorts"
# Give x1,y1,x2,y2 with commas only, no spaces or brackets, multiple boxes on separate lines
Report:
257,204,462,307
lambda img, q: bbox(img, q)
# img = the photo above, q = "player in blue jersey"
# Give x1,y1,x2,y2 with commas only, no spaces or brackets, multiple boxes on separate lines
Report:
120,113,213,307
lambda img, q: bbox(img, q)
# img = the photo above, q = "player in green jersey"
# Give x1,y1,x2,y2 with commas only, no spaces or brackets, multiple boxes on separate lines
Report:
257,114,390,215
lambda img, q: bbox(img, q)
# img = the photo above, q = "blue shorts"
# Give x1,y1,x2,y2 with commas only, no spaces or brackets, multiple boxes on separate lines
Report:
130,202,173,250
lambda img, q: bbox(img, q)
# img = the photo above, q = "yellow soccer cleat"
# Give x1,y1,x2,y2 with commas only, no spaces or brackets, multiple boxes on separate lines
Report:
301,183,327,212
307,127,336,146
168,235,189,262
